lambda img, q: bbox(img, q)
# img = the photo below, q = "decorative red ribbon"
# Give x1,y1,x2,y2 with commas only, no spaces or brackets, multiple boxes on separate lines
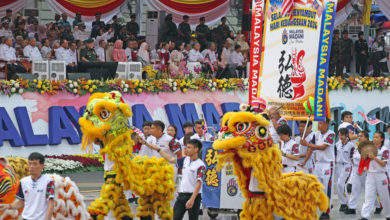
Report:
158,0,226,13
55,0,124,16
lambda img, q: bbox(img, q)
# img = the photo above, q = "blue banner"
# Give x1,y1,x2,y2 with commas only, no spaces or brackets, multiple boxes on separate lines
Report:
201,141,221,208
314,0,337,121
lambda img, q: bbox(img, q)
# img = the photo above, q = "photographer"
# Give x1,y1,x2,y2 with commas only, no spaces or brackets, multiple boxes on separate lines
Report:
372,36,388,77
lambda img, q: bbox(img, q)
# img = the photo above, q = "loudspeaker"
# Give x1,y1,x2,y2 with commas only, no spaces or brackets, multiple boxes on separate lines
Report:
67,73,91,80
16,73,37,80
242,14,251,31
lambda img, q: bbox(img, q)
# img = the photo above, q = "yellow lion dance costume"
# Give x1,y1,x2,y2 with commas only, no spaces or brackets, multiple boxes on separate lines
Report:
79,91,175,220
213,109,329,220
0,157,90,220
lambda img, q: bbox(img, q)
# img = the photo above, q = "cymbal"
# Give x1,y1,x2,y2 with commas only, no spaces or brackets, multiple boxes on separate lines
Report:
358,140,378,160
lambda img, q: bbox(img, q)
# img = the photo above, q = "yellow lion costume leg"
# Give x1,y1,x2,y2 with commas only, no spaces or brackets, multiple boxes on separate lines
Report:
240,198,274,220
89,178,133,220
136,196,155,219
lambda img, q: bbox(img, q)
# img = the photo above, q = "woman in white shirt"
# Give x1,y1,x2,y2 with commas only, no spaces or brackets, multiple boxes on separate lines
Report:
231,45,246,78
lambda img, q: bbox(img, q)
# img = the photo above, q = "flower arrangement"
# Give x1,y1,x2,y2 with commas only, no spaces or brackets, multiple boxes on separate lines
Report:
0,77,249,96
42,154,104,174
328,76,390,91
43,158,83,174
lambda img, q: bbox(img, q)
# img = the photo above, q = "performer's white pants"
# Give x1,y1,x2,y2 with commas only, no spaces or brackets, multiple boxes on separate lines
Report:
313,161,334,214
361,172,390,219
336,163,352,205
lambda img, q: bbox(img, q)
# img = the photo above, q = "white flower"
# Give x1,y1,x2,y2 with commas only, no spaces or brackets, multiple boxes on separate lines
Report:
124,84,129,88
69,84,74,88
73,82,78,87
68,80,73,84
10,80,15,84
10,87,16,93
73,88,78,93
123,88,128,92
208,83,212,87
14,83,20,88
213,82,217,86
209,79,212,83
173,86,177,91
211,88,216,92
173,82,177,87
18,88,23,94
168,79,173,83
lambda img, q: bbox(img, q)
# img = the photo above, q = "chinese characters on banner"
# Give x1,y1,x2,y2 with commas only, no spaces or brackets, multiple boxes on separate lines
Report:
202,141,221,208
249,0,337,121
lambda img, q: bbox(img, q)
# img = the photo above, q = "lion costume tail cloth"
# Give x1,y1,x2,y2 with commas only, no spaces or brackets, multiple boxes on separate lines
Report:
0,157,90,220
213,108,328,220
79,91,175,220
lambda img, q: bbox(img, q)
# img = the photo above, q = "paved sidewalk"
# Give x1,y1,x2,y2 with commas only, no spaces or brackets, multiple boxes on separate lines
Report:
66,172,387,220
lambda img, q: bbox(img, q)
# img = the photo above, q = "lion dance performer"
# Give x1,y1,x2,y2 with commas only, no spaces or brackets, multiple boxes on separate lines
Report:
79,91,175,220
213,103,329,220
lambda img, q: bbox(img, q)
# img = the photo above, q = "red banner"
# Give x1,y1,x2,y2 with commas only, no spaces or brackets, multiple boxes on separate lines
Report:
248,0,265,105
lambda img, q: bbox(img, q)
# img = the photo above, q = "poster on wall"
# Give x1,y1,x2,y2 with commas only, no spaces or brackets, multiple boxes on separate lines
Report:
250,0,337,121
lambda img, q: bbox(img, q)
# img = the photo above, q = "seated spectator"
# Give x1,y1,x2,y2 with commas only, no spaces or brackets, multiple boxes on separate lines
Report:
182,43,191,59
14,20,28,40
169,44,185,75
150,42,161,62
0,37,26,79
160,42,170,65
112,39,127,62
73,22,88,42
95,27,114,48
236,34,249,59
188,43,204,63
60,23,74,42
95,39,106,61
202,42,218,74
231,45,246,78
40,38,52,59
80,38,100,62
27,20,39,39
67,41,77,72
137,42,150,66
46,23,60,43
23,37,42,61
131,40,138,61
169,41,176,52
0,20,13,39
125,40,132,61
55,39,75,72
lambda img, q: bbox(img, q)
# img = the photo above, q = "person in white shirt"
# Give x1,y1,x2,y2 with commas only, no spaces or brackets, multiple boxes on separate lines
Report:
335,128,355,212
143,139,205,220
191,120,213,142
0,37,26,79
300,119,335,220
0,20,13,39
360,132,390,220
182,43,191,60
73,22,89,42
124,40,133,61
67,41,78,72
231,45,246,78
338,111,358,141
40,39,52,59
95,39,106,61
0,152,55,220
277,124,300,173
56,39,76,72
296,120,316,173
179,121,194,146
23,37,42,61
201,42,219,74
139,121,157,157
268,106,288,145
94,28,113,48
188,43,204,63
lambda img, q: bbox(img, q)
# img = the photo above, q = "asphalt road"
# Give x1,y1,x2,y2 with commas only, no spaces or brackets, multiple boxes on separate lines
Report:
65,171,387,220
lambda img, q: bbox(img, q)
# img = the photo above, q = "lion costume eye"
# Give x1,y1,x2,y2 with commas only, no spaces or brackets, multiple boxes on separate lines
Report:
100,109,111,120
235,122,250,134
255,126,268,139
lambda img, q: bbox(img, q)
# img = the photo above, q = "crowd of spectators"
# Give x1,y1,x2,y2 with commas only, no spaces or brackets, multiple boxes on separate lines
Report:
0,9,250,80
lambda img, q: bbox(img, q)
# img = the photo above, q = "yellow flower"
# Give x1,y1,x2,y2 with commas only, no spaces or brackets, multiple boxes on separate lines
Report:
183,88,188,93
87,80,92,85
363,84,367,88
140,83,144,87
85,85,89,90
92,85,97,89
89,88,94,93
37,84,41,89
40,90,44,94
222,88,226,92
137,88,142,93
368,86,371,90
33,79,37,83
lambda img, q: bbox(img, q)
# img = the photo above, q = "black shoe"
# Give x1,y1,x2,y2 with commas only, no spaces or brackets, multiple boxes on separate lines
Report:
339,204,348,212
359,218,368,220
344,208,356,214
319,213,330,220
375,207,383,214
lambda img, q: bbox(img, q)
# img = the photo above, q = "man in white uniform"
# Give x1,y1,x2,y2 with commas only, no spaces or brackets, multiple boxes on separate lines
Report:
0,152,55,220
277,124,300,173
179,121,194,146
188,43,204,63
300,119,335,220
296,121,316,173
0,37,26,79
335,128,355,212
95,39,106,62
268,106,288,145
139,121,157,157
23,37,42,61
338,111,358,141
191,119,213,142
